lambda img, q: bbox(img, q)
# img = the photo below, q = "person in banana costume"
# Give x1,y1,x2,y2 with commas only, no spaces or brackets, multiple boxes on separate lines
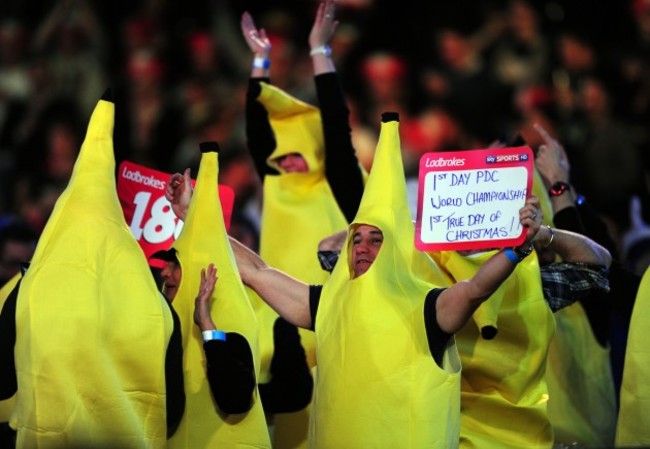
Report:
0,89,185,449
229,112,543,448
165,141,272,449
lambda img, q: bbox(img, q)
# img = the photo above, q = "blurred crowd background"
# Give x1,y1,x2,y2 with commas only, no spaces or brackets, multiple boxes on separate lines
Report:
1,0,650,276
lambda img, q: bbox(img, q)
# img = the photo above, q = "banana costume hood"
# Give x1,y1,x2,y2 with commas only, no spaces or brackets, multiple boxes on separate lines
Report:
12,90,174,449
168,142,270,449
311,113,459,449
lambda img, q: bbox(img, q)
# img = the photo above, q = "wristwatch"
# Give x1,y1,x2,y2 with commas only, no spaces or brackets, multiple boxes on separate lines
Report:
513,242,534,260
549,181,570,197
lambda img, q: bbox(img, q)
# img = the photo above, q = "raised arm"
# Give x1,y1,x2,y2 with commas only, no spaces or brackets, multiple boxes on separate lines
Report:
533,225,611,267
241,11,278,179
229,236,312,328
192,263,257,415
310,0,365,222
533,123,576,211
435,196,542,334
309,0,338,75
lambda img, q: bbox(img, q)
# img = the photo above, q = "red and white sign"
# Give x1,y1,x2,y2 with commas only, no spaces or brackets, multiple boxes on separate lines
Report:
415,147,533,252
117,161,234,266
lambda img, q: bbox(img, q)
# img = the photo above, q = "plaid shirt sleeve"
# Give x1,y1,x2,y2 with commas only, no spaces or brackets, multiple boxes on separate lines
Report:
540,262,610,313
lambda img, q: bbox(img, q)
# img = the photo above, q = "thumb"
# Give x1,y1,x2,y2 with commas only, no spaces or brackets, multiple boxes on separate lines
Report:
183,168,192,189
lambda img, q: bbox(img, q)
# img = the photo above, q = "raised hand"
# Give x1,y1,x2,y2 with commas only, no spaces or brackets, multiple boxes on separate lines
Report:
165,168,193,221
519,195,543,244
241,11,271,57
533,123,571,189
309,0,339,49
193,263,218,330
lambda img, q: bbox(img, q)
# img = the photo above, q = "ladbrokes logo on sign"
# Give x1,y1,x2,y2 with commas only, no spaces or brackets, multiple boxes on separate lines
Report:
117,161,234,266
121,166,166,190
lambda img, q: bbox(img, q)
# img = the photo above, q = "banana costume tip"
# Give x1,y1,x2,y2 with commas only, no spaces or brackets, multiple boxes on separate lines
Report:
382,111,399,123
101,88,113,102
199,141,220,153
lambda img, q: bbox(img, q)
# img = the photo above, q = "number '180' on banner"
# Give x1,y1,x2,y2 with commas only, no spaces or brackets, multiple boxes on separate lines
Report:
117,161,234,267
415,146,534,252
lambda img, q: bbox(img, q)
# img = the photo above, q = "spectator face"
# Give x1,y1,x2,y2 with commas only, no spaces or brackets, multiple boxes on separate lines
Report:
275,153,309,173
351,224,384,277
161,261,182,301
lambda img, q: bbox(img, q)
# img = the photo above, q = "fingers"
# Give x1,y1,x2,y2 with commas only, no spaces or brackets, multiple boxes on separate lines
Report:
533,123,554,146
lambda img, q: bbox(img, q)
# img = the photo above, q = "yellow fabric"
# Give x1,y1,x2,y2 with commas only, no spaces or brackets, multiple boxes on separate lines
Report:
256,83,350,449
258,82,324,174
168,148,271,449
546,302,616,447
0,273,20,422
12,96,173,449
532,167,554,227
312,117,460,448
434,250,555,449
616,265,650,446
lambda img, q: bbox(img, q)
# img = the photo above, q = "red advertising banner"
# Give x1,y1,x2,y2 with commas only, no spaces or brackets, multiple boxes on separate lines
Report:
117,161,234,266
415,147,533,252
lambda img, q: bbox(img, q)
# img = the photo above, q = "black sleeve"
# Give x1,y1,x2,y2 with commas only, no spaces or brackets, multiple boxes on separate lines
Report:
308,285,323,332
0,282,19,400
258,318,314,414
203,332,256,415
246,77,279,180
315,73,364,223
164,302,185,438
423,288,453,368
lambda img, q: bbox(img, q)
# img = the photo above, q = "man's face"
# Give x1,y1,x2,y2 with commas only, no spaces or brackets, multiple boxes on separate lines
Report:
160,261,182,301
275,153,309,173
351,224,384,278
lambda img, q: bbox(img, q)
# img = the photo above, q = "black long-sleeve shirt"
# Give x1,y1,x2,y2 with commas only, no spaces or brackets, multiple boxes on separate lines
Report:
257,317,314,414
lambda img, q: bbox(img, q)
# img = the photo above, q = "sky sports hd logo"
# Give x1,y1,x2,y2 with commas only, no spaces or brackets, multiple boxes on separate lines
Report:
485,153,529,164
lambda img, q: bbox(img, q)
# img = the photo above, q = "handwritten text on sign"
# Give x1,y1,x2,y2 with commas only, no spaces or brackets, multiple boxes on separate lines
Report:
117,161,234,266
415,147,533,252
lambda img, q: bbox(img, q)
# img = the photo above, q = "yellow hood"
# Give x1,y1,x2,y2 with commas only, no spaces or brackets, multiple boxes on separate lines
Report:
257,82,325,175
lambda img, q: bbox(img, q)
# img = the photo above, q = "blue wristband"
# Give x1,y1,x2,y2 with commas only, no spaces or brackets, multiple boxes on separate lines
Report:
503,248,521,264
202,330,226,342
252,56,270,69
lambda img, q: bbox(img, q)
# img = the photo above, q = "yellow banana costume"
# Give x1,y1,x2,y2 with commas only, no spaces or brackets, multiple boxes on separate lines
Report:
254,83,350,447
0,273,20,423
547,302,616,447
312,113,460,448
432,249,555,449
533,168,617,447
168,142,271,449
616,265,650,446
11,91,174,449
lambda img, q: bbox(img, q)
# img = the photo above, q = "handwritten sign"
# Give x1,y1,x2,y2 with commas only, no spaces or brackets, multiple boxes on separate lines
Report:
117,161,234,267
415,147,533,252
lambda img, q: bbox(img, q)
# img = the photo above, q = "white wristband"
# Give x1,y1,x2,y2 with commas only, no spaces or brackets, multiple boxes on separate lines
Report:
202,329,226,342
309,45,331,57
252,56,270,69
